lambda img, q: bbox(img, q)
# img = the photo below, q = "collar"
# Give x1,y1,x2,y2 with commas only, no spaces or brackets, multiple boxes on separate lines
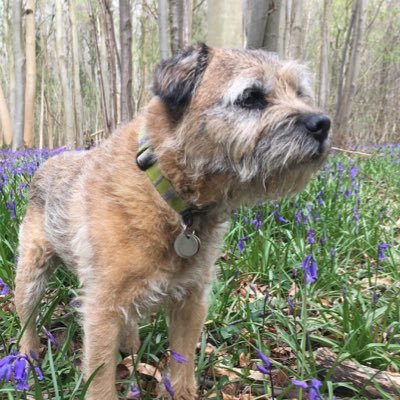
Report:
136,130,194,225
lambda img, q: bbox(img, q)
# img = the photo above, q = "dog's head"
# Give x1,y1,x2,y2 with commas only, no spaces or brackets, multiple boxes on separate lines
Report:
149,44,330,206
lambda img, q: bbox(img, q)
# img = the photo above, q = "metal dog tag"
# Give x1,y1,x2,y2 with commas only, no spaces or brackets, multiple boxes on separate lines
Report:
174,232,201,258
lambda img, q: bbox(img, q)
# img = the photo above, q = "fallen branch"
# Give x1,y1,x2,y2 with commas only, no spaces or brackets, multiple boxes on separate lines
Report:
331,146,372,157
315,348,400,398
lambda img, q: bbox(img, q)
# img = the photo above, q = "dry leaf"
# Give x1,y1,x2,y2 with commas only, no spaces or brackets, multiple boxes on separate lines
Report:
136,362,162,382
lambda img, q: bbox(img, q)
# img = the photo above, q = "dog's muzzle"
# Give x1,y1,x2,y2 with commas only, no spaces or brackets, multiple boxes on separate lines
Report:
300,113,331,144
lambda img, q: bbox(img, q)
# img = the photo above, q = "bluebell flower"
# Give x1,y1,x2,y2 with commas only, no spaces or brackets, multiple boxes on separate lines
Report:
307,229,315,244
292,378,323,399
295,209,303,224
373,291,379,304
129,384,141,397
0,355,14,382
301,255,318,284
163,376,174,397
170,350,187,363
378,243,389,261
256,350,271,370
309,378,323,400
288,297,295,312
292,379,308,388
273,207,288,223
256,363,269,374
0,278,9,295
43,326,59,349
13,357,27,381
237,236,248,253
349,165,359,180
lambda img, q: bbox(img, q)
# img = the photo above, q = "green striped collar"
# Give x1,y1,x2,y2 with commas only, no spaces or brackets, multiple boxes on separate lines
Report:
136,131,190,215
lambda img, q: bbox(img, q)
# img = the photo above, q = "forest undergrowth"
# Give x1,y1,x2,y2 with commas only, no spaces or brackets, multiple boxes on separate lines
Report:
0,145,399,399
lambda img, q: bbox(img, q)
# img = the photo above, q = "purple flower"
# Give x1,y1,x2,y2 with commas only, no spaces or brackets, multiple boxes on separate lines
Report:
129,384,141,397
250,218,262,230
309,378,323,400
378,243,389,261
237,236,248,253
14,357,29,391
256,350,271,370
256,363,269,374
273,209,288,224
0,355,14,382
0,278,9,295
43,326,59,349
295,210,303,224
170,350,187,363
349,165,359,180
13,357,27,380
373,291,379,304
35,365,44,381
301,255,318,284
163,376,174,397
307,229,315,244
292,378,323,399
292,379,308,388
288,297,295,312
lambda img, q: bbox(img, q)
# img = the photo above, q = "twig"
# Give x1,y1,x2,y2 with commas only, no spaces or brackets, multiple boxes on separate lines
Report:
331,146,372,157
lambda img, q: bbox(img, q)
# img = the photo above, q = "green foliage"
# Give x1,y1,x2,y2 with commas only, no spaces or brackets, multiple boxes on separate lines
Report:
0,146,399,399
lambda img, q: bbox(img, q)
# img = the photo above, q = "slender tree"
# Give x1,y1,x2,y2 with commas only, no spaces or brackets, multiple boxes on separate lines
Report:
0,84,13,146
120,0,134,123
244,0,283,54
24,0,36,148
55,0,76,147
158,0,169,60
100,0,119,129
317,0,331,110
288,0,303,59
12,0,25,150
70,0,84,146
170,0,192,54
207,0,242,47
334,0,366,144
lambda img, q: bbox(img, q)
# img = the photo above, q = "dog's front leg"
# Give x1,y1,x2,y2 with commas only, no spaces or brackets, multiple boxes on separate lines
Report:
168,287,209,399
82,302,121,400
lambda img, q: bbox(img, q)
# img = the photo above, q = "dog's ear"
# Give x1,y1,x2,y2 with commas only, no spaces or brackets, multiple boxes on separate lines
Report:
152,43,210,121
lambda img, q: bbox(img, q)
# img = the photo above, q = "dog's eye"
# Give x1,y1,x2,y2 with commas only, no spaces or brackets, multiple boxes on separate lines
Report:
235,88,267,110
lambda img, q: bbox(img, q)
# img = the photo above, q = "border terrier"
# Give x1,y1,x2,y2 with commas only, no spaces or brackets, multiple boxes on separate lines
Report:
15,44,330,399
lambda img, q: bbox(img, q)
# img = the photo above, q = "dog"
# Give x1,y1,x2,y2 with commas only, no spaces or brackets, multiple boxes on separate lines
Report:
15,44,330,399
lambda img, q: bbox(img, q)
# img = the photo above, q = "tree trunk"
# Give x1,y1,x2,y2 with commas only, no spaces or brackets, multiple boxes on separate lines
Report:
170,0,192,54
288,0,303,59
244,0,271,49
24,0,36,148
207,0,243,48
317,0,331,111
334,0,366,145
0,84,13,146
120,0,134,123
100,0,118,129
158,0,169,59
88,1,110,135
55,0,76,147
12,0,25,150
70,0,84,147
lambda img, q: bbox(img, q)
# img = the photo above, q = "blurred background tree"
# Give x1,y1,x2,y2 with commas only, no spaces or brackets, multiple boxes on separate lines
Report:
0,0,399,149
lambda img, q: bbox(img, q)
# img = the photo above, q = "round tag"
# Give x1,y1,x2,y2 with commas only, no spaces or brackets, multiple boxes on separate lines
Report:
174,233,201,258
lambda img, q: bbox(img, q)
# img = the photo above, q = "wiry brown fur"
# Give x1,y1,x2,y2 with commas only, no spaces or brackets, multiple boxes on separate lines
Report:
15,45,330,399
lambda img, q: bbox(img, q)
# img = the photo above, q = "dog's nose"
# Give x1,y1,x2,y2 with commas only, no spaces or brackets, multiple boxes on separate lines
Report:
301,114,331,142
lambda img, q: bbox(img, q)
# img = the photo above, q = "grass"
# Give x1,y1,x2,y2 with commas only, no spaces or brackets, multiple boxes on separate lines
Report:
0,145,399,399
